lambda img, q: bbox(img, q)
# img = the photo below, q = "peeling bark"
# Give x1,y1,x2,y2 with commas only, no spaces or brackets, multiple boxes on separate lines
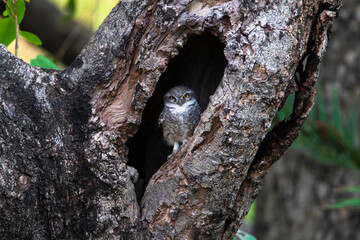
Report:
0,0,342,239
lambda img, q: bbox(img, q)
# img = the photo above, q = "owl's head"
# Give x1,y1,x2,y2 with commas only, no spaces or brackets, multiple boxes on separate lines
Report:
163,86,197,106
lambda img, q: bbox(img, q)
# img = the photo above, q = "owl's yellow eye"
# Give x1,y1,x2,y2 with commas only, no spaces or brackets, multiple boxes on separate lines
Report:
184,93,189,98
169,96,175,100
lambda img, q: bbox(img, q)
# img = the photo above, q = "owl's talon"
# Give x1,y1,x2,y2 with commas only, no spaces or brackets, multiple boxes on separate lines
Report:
167,146,180,159
167,151,175,160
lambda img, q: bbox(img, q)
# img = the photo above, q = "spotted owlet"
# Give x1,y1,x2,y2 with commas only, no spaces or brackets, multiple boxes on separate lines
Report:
158,86,201,154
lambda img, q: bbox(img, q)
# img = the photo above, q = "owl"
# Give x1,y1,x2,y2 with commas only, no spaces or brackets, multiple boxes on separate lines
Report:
158,86,201,154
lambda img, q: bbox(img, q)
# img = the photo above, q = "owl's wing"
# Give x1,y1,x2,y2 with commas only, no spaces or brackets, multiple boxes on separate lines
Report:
158,110,164,127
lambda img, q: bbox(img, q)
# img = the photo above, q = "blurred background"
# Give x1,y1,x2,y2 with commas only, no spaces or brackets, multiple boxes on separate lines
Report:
1,0,359,239
1,0,118,66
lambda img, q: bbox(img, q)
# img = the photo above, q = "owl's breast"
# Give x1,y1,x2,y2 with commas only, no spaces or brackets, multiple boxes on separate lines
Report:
162,101,198,143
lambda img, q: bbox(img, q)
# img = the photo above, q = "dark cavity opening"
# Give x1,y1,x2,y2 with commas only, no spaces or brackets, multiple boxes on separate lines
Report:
127,33,227,200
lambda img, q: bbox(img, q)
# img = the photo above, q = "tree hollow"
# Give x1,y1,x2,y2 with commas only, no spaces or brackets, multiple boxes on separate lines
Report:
127,33,227,199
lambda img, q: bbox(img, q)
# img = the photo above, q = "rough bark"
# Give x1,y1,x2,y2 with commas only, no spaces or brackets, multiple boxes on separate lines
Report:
253,0,360,239
0,0,342,239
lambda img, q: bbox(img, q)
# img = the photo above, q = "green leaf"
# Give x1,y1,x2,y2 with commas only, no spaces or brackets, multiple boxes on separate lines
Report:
328,198,360,209
6,0,26,24
244,201,256,224
19,30,42,45
16,0,26,24
270,93,295,131
30,55,60,70
3,9,9,17
0,18,16,46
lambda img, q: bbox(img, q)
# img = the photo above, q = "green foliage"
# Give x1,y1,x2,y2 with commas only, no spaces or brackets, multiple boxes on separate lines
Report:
30,55,60,70
49,0,118,31
326,186,360,209
271,92,295,127
273,84,360,209
0,0,42,47
19,30,42,45
244,201,256,224
294,87,360,171
6,0,26,23
0,17,15,46
327,198,360,209
233,230,257,240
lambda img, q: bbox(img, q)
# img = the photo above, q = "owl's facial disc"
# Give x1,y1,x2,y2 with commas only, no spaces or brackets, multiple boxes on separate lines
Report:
166,99,196,113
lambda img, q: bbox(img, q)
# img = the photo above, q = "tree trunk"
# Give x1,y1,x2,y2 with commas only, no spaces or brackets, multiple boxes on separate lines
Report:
253,0,360,239
0,0,342,239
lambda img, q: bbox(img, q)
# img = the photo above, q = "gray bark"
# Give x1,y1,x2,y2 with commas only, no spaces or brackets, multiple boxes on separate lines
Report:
0,0,342,239
253,0,360,239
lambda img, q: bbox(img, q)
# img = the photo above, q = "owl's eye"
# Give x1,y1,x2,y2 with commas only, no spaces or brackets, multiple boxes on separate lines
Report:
183,93,189,98
169,96,175,100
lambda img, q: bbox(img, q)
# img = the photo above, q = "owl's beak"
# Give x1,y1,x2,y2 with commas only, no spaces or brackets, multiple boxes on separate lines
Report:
178,99,186,105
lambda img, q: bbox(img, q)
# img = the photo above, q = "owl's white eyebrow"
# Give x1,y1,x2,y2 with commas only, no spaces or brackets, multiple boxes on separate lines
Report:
165,100,196,113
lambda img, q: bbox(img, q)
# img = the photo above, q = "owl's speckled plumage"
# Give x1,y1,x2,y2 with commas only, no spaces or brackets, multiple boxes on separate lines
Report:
159,86,201,153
